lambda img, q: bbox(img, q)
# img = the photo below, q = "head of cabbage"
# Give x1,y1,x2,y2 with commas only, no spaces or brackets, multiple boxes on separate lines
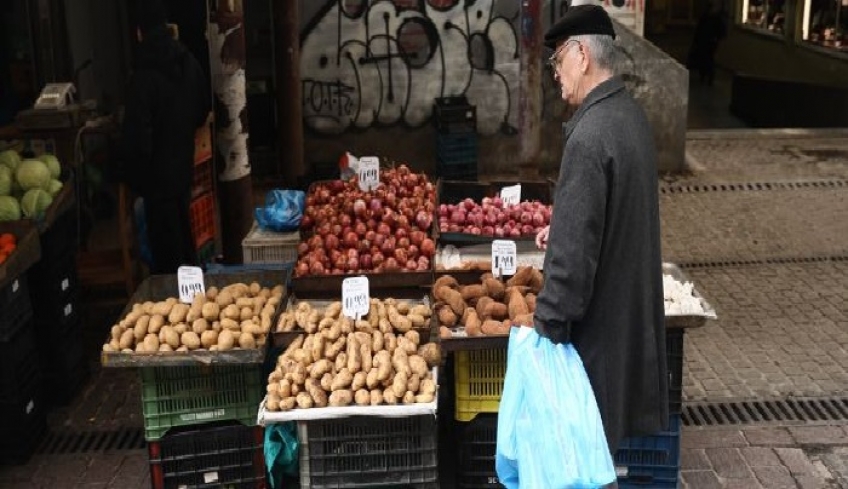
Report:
21,188,53,219
47,179,63,197
16,159,52,191
0,195,22,221
38,154,62,179
0,166,11,196
0,150,21,172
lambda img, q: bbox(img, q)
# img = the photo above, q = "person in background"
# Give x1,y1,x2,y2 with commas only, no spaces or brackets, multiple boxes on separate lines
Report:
535,5,669,458
688,1,727,85
120,0,210,274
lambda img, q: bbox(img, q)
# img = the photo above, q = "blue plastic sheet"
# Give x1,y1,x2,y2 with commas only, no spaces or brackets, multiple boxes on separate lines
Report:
496,327,616,489
255,189,305,232
264,422,299,488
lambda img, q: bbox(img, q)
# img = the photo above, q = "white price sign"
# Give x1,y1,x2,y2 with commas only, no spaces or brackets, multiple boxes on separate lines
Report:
342,276,371,319
358,156,380,191
500,184,522,207
491,240,517,276
177,266,206,304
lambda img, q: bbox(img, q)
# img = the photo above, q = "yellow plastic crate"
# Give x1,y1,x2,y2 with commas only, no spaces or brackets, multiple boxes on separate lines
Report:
454,348,507,421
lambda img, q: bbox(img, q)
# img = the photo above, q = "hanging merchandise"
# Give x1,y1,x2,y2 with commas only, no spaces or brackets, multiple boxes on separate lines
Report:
255,189,305,232
496,326,616,489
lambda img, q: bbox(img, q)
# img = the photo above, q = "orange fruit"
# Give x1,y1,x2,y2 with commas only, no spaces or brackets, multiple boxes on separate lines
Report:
0,233,14,247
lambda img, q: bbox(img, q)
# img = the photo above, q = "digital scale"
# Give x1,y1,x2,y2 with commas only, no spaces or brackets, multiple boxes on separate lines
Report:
34,82,77,110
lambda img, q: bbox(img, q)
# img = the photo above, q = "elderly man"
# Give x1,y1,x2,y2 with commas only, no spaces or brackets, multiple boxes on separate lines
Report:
534,5,669,454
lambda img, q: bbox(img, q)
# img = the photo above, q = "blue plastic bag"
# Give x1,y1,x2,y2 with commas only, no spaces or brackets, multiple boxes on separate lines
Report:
264,422,299,488
255,189,305,232
496,327,616,489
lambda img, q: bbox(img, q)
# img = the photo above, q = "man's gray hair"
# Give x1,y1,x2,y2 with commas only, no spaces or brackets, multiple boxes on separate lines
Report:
570,34,618,73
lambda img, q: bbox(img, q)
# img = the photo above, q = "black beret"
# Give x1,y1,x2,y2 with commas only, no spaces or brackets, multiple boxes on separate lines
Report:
544,5,616,48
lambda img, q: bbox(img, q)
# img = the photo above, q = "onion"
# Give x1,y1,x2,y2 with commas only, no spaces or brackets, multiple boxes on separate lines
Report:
532,212,546,227
462,198,476,211
372,252,385,268
365,230,376,242
421,238,436,257
300,215,313,229
408,244,419,259
348,257,360,271
355,222,368,237
324,235,340,251
397,237,410,249
405,259,417,270
494,226,505,237
438,204,449,217
482,226,494,236
377,223,391,236
310,261,325,274
450,210,466,224
360,254,373,270
295,261,309,276
492,196,504,208
519,211,532,225
415,211,432,230
340,214,352,227
381,238,395,255
482,197,493,206
297,242,309,256
509,227,521,238
521,224,535,236
369,198,383,214
410,230,425,247
374,233,387,247
384,257,399,271
343,231,358,248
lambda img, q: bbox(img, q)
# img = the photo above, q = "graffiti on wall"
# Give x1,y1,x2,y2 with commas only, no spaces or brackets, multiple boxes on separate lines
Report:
301,0,520,135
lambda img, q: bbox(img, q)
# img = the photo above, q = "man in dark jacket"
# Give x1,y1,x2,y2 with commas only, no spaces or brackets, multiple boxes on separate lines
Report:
536,5,668,454
121,1,210,274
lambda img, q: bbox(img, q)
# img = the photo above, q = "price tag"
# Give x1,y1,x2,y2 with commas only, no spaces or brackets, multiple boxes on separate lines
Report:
178,266,206,304
342,276,371,319
491,240,517,277
358,156,380,191
500,184,522,207
61,278,70,291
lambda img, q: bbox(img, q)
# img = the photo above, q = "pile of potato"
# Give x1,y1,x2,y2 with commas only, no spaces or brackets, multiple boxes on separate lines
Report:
266,298,441,411
435,266,541,337
102,283,284,353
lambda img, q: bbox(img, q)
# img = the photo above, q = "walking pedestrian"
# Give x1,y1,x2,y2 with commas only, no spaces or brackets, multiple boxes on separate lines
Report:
536,4,669,455
120,0,210,274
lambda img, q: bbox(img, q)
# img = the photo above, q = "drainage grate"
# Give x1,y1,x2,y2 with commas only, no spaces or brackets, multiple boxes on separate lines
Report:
37,427,145,454
683,398,848,427
660,179,848,194
678,255,848,270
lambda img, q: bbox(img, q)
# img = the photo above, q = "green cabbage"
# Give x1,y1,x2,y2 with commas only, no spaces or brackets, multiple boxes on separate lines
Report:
0,150,21,172
0,167,11,196
47,179,63,197
38,154,62,179
16,159,51,191
0,195,21,221
20,188,53,218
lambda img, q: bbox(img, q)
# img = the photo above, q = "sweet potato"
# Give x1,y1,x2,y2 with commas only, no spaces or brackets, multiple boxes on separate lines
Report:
528,268,544,294
460,284,485,302
525,293,537,313
417,343,442,368
506,266,534,287
483,302,508,320
439,326,453,339
475,297,494,319
433,276,459,295
481,319,503,335
482,277,505,301
465,309,482,336
438,305,457,327
441,288,466,317
507,288,530,320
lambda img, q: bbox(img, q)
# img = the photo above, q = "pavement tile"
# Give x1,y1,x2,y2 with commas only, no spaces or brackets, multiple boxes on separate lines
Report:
682,429,749,449
722,478,765,489
742,447,782,466
681,470,724,489
751,465,800,489
681,448,712,470
705,448,753,479
743,427,796,447
78,452,126,484
795,474,828,489
775,448,819,475
790,426,848,446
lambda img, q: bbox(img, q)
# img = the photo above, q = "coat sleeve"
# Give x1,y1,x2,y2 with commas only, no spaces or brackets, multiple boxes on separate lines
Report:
534,137,608,337
119,74,153,193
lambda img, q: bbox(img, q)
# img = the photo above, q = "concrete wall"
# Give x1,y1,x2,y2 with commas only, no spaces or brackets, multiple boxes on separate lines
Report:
300,0,688,176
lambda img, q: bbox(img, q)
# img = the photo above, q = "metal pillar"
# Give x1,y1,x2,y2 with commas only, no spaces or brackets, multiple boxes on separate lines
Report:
273,0,305,186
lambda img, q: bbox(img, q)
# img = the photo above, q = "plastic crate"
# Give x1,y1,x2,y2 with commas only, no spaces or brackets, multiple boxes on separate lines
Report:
454,348,506,422
190,192,216,249
433,97,477,134
192,158,214,199
32,286,80,337
37,206,78,260
148,423,266,489
615,414,681,488
667,329,684,414
241,222,299,264
140,364,263,441
456,414,504,489
27,248,78,301
299,415,439,489
437,133,478,152
0,275,33,342
0,324,39,401
0,326,46,464
39,317,89,406
437,159,477,181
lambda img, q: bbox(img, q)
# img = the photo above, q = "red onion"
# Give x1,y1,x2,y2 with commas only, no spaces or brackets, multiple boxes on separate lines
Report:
343,232,358,248
482,226,494,236
360,254,373,270
415,210,432,230
369,198,382,213
324,235,340,251
421,238,436,257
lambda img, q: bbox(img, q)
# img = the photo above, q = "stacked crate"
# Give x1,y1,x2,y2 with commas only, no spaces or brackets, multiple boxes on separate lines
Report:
28,208,88,406
434,96,478,180
140,364,266,488
191,123,217,266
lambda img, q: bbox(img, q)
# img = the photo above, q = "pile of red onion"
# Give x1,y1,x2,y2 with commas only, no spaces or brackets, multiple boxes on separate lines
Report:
295,164,436,277
437,197,552,237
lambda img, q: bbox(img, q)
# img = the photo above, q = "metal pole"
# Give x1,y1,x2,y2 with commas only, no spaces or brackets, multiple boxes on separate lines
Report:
519,0,543,179
208,0,253,264
273,0,305,186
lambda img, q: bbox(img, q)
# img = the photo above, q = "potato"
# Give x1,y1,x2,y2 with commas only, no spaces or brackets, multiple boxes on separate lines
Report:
403,391,416,404
305,379,328,408
374,351,392,381
159,343,173,352
525,294,537,313
418,343,442,367
438,306,457,327
133,317,149,342
483,302,509,320
236,297,254,309
352,371,367,391
360,342,373,373
291,363,308,385
420,378,437,396
325,337,345,359
142,301,155,314
201,302,220,321
181,331,201,350
465,310,482,336
176,345,189,352
439,326,452,339
109,339,120,351
222,304,240,321
378,318,392,334
221,318,240,331
206,286,219,300
382,390,398,405
407,373,421,393
441,288,466,317
370,389,383,405
324,302,342,319
416,392,435,403
408,355,429,378
217,330,236,351
160,326,180,349
372,330,384,352
216,290,234,307
212,321,222,332
102,343,116,352
383,332,398,353
398,337,417,355
329,390,353,407
192,318,209,335
198,329,217,349
460,284,486,302
366,368,380,389
387,306,412,333
296,392,314,409
241,320,262,336
347,334,362,373
482,277,506,301
506,267,534,287
331,368,353,391
311,335,325,363
239,307,254,322
143,334,160,352
407,314,426,328
239,332,256,349
320,373,333,392
355,389,370,406
173,323,188,335
409,304,431,317
110,324,123,339
392,370,409,398
279,379,292,398
482,319,504,335
119,329,135,350
404,330,420,346
310,359,333,379
476,297,494,320
266,393,281,411
168,303,189,324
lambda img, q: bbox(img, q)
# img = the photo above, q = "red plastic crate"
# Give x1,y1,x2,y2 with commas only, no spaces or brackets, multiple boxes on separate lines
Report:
190,193,216,249
192,159,214,199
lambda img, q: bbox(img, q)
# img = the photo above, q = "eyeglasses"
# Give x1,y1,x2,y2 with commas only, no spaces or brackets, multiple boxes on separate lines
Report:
548,40,581,74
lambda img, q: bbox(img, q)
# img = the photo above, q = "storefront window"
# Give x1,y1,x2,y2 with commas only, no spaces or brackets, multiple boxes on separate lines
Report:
803,0,848,50
741,0,787,33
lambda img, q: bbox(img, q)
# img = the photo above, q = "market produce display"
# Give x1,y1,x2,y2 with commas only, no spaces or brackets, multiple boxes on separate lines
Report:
0,150,64,221
295,164,436,277
102,283,284,353
0,232,16,264
435,266,542,338
437,197,552,237
266,298,441,411
664,274,708,315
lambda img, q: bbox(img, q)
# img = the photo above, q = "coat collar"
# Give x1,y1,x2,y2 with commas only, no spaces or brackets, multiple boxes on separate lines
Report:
563,76,626,138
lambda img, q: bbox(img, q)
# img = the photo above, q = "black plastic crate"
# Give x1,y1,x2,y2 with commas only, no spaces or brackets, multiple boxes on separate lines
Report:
433,97,477,134
148,422,266,489
0,275,33,342
299,415,439,489
614,414,681,487
37,206,78,260
437,159,478,181
39,318,89,406
32,287,80,337
0,327,46,464
27,249,79,304
0,325,39,401
666,329,684,415
456,414,503,489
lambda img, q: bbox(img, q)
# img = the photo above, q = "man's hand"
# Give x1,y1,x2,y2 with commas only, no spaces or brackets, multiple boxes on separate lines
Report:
536,225,550,250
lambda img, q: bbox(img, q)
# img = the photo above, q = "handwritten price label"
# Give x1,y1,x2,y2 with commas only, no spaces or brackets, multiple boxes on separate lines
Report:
177,266,206,304
491,240,517,277
500,184,522,207
358,156,380,191
342,276,371,319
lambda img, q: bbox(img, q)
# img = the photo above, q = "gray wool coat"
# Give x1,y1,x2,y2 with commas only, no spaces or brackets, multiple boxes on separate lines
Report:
534,76,669,452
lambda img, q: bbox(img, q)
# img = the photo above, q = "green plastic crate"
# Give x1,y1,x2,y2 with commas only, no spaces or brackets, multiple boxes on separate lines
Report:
140,364,262,441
